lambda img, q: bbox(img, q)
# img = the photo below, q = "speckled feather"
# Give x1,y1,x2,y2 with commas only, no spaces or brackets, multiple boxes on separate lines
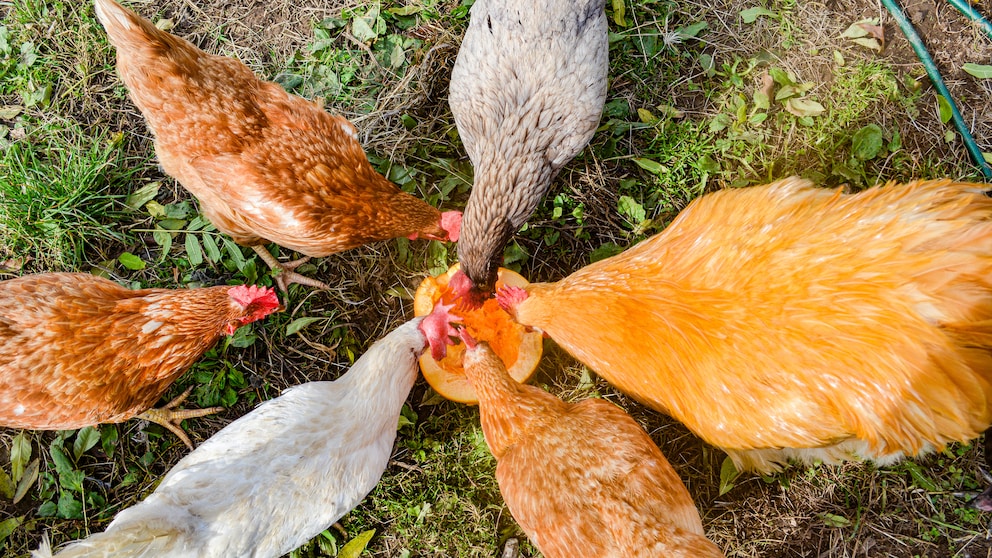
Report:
463,343,724,557
508,177,992,472
0,273,273,429
93,0,446,256
35,318,427,558
449,0,608,289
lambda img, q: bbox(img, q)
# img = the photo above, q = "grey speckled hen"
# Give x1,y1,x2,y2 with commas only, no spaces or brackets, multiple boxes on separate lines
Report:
449,0,608,298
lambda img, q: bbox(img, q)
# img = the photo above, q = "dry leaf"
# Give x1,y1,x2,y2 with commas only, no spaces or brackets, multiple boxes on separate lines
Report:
858,22,885,47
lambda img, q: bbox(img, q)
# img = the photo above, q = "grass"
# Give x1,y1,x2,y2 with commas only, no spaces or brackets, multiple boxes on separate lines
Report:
1,0,992,556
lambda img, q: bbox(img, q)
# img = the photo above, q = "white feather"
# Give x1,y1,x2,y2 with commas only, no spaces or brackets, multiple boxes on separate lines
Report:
43,318,426,558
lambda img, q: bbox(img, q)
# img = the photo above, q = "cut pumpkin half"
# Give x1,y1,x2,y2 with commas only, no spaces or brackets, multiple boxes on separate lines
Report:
414,263,543,404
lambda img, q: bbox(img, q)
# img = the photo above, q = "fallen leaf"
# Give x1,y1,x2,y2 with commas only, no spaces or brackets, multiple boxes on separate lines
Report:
754,71,774,109
785,98,826,117
0,105,22,119
1,257,24,271
853,37,882,52
858,21,885,47
840,18,879,39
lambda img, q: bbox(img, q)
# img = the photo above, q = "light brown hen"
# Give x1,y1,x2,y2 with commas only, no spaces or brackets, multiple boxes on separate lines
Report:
458,330,725,558
93,0,460,292
497,177,992,475
0,273,280,447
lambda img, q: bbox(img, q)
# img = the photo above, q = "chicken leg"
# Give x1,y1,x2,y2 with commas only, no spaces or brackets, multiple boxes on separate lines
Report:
137,386,223,449
251,245,330,293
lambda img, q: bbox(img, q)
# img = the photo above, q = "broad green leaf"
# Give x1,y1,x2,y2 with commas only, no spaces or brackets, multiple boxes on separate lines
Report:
387,5,421,16
145,200,167,218
611,0,626,27
352,16,378,42
37,501,57,517
10,432,29,483
984,152,992,164
185,234,204,266
768,67,794,86
784,98,826,117
851,124,884,160
936,95,953,124
286,317,324,336
339,529,376,558
13,459,38,504
57,492,83,519
223,238,247,271
632,157,668,175
749,112,768,124
636,108,656,124
187,215,208,231
617,196,646,224
963,63,992,79
397,414,414,429
72,427,100,460
50,445,73,475
125,182,160,210
753,90,770,110
589,243,623,263
833,50,845,66
740,7,777,23
698,53,715,76
118,252,146,270
719,456,741,495
153,227,173,259
0,516,23,544
0,467,12,499
59,468,84,493
202,233,222,263
389,43,405,69
902,461,939,491
677,21,708,38
101,425,119,459
775,84,800,101
821,512,851,527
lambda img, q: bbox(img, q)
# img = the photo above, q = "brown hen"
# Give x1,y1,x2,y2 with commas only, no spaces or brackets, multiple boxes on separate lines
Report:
497,177,992,475
458,330,724,558
93,0,460,292
0,273,280,447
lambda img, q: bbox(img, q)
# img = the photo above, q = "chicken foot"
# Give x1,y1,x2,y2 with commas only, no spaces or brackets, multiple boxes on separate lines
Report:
136,386,223,449
251,245,330,293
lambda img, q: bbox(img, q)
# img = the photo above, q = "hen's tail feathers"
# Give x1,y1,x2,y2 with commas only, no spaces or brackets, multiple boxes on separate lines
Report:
32,524,180,558
93,0,168,52
30,534,53,558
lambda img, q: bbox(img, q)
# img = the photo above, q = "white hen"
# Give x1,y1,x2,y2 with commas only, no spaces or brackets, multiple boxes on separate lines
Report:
449,0,608,299
34,315,450,558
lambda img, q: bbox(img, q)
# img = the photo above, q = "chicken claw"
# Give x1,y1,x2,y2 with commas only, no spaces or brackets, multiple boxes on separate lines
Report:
137,386,223,449
250,246,330,293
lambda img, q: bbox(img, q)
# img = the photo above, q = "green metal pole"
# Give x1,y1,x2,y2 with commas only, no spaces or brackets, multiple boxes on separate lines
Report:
881,0,992,180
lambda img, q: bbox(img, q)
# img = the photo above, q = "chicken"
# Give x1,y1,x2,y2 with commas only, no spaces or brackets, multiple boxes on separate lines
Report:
448,0,608,301
93,0,461,292
0,273,280,448
496,177,992,475
457,329,725,557
33,305,459,558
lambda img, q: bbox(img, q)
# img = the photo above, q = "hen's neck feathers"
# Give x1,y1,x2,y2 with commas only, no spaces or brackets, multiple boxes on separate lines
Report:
463,343,567,459
334,319,426,409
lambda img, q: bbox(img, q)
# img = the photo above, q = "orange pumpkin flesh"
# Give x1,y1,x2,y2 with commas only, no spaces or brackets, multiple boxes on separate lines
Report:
414,263,543,404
